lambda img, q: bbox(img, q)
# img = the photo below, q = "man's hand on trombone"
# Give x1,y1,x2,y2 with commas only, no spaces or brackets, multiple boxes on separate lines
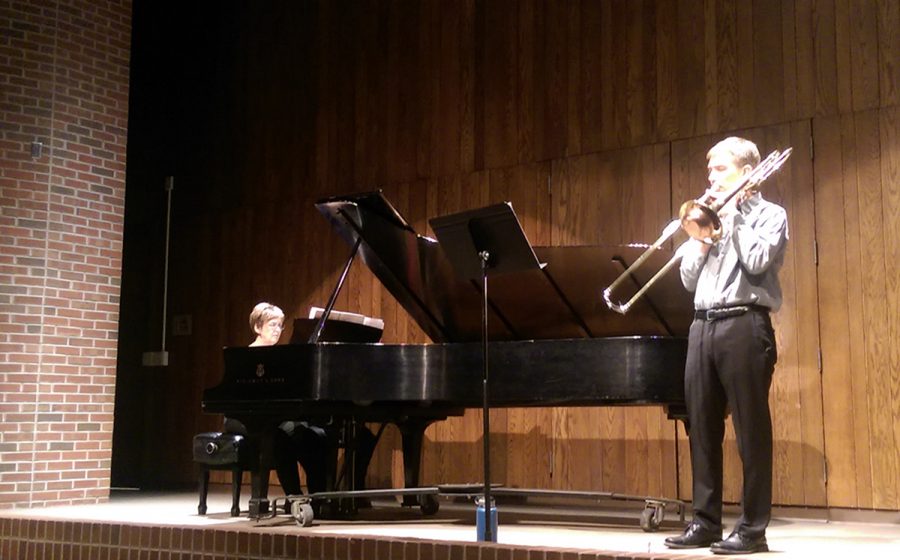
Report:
679,199,720,249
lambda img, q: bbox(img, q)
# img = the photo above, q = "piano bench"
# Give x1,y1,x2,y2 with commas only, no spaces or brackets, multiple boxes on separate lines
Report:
192,431,249,517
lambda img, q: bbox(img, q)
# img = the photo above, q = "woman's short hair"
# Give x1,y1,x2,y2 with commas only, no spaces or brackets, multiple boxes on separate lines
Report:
707,136,761,169
249,302,284,332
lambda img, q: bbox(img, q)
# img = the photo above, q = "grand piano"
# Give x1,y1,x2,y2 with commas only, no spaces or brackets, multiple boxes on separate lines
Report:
202,191,694,517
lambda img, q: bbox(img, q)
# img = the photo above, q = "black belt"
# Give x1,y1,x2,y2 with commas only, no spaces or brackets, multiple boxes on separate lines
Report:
694,304,769,321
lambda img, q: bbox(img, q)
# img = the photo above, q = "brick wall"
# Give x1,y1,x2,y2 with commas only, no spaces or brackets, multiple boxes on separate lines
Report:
0,0,131,507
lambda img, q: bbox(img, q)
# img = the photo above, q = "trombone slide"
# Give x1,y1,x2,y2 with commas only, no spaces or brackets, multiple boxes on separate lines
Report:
601,218,681,315
603,251,683,315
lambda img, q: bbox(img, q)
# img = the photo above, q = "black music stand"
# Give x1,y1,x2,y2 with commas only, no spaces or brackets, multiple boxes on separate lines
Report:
430,202,542,542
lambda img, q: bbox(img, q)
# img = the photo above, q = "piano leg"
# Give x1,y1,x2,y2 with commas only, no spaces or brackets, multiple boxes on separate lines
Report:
397,418,434,507
322,427,340,492
317,421,371,518
248,427,274,517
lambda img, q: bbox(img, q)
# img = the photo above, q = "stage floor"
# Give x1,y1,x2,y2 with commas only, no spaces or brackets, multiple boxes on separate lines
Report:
3,488,900,559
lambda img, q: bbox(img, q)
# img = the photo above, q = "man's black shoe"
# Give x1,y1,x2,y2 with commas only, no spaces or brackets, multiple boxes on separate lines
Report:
710,532,769,555
664,522,722,549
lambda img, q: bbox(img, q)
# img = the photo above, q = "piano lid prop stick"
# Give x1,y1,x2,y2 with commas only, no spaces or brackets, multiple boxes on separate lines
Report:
309,236,362,344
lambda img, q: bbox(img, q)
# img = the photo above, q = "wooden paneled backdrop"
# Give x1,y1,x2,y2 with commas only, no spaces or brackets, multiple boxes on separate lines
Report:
114,0,900,512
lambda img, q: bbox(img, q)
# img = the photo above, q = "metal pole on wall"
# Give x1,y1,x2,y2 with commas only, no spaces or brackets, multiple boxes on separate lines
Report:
141,176,173,367
161,176,173,351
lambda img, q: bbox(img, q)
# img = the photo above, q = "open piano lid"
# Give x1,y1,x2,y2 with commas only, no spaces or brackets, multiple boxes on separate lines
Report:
316,191,693,343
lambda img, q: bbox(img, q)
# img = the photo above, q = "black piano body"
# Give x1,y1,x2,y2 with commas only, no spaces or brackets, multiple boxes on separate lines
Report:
202,191,694,516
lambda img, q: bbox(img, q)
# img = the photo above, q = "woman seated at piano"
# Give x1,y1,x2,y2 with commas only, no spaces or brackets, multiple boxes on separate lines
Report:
223,302,330,495
228,302,377,498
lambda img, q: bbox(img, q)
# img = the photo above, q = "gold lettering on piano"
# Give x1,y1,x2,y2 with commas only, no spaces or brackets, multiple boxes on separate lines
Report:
236,376,286,384
234,363,287,384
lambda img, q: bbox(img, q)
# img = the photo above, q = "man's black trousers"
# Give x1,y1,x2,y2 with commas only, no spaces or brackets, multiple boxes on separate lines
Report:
685,308,777,538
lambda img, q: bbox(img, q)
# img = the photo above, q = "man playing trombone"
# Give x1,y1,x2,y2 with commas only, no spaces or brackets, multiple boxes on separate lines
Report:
664,137,788,555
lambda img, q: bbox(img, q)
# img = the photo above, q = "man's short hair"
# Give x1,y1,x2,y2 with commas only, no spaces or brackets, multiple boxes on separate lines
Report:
707,136,761,169
249,302,284,332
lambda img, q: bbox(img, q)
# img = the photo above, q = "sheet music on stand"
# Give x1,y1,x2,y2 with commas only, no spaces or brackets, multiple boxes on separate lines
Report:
430,201,542,542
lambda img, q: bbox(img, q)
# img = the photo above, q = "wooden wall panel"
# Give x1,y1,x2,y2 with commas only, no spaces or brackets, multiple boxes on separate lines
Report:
880,106,900,510
780,1,800,119
751,0,785,125
847,0,881,111
816,107,900,510
418,173,491,487
489,164,551,489
782,122,827,507
480,0,519,169
431,1,465,178
533,0,566,162
410,165,554,489
351,0,389,188
704,0,735,133
547,144,676,496
386,3,424,183
813,115,864,507
118,0,900,509
878,1,900,107
564,1,583,158
763,123,825,507
298,0,898,182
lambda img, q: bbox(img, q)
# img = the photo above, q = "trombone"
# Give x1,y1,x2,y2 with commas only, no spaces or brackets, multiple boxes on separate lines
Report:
602,147,793,315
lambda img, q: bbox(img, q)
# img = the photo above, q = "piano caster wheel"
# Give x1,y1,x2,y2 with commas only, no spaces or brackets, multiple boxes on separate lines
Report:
418,494,439,516
291,500,314,527
640,500,665,532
